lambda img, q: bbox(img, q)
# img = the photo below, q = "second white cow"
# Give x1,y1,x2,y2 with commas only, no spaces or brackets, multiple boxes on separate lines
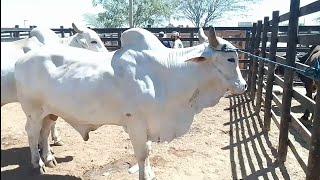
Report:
1,23,107,147
30,23,107,52
29,23,108,146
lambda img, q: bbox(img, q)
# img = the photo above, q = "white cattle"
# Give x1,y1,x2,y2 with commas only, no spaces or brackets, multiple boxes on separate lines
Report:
14,27,247,179
30,23,107,52
29,23,108,146
1,23,107,147
1,37,43,106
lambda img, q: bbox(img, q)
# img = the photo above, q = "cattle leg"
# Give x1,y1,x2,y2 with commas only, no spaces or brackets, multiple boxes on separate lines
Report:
50,119,65,146
310,93,317,120
127,120,155,180
25,112,46,175
40,115,57,168
301,80,313,121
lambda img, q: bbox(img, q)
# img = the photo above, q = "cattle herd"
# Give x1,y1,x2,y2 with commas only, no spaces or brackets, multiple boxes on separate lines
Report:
1,23,317,180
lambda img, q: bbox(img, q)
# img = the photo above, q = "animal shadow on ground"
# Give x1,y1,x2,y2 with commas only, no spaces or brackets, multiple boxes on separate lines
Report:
1,146,76,180
222,92,290,180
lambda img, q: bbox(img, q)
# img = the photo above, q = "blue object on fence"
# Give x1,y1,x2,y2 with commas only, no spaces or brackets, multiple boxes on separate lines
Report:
215,46,320,81
304,57,320,80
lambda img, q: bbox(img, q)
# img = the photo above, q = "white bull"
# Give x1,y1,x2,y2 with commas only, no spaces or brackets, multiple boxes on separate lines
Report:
15,27,247,179
1,23,107,146
30,23,107,52
1,37,43,105
29,23,108,146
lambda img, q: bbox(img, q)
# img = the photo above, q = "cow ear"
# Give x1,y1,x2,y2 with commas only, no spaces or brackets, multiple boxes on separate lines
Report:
185,57,207,62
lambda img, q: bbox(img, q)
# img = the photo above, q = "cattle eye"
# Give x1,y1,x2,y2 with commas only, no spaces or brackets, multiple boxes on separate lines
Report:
227,58,235,63
91,40,98,44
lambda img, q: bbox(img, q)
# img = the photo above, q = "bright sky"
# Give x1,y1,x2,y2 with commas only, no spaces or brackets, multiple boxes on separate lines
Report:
1,0,319,28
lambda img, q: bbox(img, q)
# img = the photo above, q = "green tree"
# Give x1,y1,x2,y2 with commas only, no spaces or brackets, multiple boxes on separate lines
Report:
175,0,262,27
84,0,128,28
84,0,176,28
315,17,320,24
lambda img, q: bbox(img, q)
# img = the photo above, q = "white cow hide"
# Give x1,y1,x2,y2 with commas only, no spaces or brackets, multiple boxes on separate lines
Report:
14,27,247,179
1,37,43,105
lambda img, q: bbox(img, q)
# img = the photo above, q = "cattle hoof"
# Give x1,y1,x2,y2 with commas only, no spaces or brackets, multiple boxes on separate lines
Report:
128,163,139,174
145,176,156,180
45,158,57,168
145,175,156,180
32,166,46,175
53,140,64,146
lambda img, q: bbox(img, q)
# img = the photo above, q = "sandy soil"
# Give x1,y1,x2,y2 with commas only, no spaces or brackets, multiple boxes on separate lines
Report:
1,92,308,180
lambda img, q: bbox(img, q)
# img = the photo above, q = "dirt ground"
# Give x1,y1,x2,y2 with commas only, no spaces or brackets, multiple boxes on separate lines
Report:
1,92,308,180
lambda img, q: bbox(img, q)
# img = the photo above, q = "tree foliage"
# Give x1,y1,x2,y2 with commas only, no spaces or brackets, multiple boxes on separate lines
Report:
175,0,262,27
315,16,320,24
85,0,176,28
84,0,128,28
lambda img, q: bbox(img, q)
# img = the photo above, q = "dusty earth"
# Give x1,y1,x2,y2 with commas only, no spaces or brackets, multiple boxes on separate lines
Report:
1,92,309,180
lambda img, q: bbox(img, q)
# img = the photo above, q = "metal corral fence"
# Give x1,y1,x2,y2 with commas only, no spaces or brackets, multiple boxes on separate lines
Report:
244,0,320,179
1,24,316,78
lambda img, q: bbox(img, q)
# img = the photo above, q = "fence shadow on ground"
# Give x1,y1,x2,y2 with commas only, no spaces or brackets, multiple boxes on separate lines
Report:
271,104,311,150
1,147,76,180
222,92,290,180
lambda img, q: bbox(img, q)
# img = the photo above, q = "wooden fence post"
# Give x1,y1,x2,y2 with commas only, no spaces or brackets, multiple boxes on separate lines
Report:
29,26,34,36
244,30,251,74
250,20,262,102
247,23,257,91
306,82,320,180
264,11,280,131
190,32,194,47
256,16,269,112
60,26,65,38
13,25,20,38
69,28,73,36
277,0,300,162
117,31,122,49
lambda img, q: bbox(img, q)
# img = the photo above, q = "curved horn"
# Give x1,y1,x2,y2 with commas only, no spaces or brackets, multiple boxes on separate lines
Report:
208,26,220,48
198,27,208,43
72,23,84,34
